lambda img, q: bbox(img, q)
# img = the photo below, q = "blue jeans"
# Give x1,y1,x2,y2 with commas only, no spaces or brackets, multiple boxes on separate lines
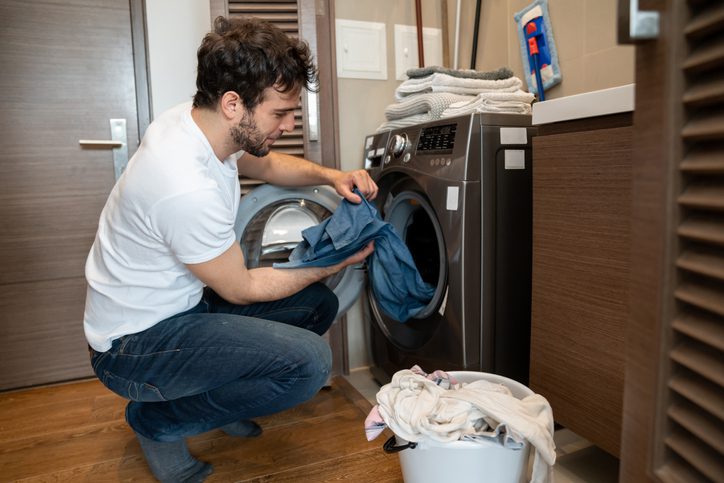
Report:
89,282,338,442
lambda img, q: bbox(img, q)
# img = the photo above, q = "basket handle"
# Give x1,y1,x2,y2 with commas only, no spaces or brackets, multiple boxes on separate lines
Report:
383,435,418,453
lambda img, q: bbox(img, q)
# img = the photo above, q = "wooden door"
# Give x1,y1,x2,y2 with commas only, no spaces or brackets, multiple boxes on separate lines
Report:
619,0,724,481
0,0,147,390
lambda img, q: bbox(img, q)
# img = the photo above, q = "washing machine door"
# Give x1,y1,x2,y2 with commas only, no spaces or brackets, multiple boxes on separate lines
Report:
234,184,364,318
368,177,448,351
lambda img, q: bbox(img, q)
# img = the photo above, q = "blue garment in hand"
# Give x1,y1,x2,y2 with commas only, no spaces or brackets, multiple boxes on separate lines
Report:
274,190,435,322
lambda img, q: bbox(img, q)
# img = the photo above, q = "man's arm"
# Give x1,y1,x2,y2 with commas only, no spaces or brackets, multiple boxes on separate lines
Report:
186,240,374,305
238,151,378,203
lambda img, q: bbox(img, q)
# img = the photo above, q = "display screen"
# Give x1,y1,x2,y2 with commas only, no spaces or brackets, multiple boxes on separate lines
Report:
416,124,457,154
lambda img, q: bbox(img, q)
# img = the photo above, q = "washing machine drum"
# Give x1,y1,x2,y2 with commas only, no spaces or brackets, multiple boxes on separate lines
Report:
369,185,448,352
234,184,364,318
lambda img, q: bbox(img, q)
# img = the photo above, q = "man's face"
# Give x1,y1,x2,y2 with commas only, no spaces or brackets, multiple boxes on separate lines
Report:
230,87,299,157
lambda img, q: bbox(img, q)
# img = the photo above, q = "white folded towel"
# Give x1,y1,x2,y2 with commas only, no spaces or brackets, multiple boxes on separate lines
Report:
441,90,536,117
396,73,523,100
376,370,556,483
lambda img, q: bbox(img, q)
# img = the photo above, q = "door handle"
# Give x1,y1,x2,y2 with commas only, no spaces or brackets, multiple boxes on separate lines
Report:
78,140,123,148
79,118,129,181
618,0,659,44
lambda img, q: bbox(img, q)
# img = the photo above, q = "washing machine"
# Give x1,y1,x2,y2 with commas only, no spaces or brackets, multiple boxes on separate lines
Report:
363,113,535,385
233,113,533,385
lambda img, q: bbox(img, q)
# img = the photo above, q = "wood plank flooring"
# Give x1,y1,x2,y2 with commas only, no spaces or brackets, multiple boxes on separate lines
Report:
0,377,403,482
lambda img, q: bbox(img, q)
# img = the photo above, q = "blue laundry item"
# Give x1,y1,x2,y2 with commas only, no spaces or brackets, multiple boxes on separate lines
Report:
514,0,561,96
274,190,435,322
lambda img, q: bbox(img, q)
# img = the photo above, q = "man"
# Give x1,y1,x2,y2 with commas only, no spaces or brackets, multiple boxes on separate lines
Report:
84,16,377,482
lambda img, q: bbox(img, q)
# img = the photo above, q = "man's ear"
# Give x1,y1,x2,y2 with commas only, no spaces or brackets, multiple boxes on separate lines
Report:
220,91,242,119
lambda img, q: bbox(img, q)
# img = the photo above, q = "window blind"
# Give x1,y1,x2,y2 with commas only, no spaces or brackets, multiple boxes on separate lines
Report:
227,0,306,194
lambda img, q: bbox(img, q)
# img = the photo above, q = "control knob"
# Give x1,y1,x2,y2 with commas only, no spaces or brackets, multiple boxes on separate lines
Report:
387,134,408,157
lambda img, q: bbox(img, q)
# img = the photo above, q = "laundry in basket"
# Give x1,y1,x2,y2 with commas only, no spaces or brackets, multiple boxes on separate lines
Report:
365,366,556,483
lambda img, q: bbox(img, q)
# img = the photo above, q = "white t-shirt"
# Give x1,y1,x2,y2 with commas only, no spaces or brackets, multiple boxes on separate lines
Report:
84,102,242,351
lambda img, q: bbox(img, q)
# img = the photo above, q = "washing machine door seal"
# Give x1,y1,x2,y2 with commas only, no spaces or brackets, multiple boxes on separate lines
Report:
234,184,364,318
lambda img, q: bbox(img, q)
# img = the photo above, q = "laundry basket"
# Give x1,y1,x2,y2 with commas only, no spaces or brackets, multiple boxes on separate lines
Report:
382,371,532,483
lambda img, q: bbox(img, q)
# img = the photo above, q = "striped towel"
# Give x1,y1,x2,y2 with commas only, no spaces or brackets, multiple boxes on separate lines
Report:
376,93,473,132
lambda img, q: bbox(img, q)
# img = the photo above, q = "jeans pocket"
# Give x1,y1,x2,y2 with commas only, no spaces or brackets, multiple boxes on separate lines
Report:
101,370,167,402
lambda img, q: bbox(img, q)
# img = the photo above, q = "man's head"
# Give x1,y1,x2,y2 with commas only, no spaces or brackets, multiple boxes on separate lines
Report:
193,16,318,113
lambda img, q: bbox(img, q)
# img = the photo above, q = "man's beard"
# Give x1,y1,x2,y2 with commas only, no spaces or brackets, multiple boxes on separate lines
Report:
230,111,270,157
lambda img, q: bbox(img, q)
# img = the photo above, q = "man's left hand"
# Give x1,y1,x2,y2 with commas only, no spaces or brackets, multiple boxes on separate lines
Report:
333,169,378,203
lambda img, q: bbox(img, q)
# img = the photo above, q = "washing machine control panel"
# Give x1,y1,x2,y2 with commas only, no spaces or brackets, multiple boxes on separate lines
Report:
416,123,457,154
366,113,532,180
362,119,466,178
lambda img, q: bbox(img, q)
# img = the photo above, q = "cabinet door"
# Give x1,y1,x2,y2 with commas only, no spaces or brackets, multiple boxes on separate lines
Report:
530,125,633,457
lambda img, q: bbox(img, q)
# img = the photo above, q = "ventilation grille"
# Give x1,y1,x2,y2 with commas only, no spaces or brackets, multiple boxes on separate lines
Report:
227,0,305,194
662,1,724,481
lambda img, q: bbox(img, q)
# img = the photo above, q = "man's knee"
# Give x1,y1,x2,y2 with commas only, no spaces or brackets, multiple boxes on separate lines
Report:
295,331,332,397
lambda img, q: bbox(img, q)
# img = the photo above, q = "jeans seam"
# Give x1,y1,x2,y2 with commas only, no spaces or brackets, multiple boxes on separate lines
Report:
113,348,182,358
117,335,134,354
245,307,315,320
91,350,109,372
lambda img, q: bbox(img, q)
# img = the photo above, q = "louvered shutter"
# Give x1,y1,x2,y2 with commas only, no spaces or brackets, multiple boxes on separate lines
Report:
227,1,307,194
658,1,724,480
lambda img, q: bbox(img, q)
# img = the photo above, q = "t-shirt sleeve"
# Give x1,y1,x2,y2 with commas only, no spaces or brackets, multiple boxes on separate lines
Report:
150,189,236,264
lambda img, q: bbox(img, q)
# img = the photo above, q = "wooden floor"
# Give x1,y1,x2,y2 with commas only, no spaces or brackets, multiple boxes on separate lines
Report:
0,377,403,482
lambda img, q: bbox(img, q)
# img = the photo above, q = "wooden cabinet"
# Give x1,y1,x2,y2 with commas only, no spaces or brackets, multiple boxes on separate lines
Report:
530,113,632,457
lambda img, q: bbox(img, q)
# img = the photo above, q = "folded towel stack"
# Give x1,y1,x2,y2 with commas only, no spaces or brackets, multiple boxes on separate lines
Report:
376,66,534,132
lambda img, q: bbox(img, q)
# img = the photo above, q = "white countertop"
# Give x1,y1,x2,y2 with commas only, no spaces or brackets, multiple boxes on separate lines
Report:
532,84,635,125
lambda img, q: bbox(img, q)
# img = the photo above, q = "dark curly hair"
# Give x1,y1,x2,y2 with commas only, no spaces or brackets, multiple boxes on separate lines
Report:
193,16,318,111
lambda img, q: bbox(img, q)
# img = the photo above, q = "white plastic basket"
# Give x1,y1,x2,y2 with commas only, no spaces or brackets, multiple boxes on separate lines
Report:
382,371,532,483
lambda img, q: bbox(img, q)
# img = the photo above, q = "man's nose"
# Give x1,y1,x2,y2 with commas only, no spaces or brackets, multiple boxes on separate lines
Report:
280,111,296,132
